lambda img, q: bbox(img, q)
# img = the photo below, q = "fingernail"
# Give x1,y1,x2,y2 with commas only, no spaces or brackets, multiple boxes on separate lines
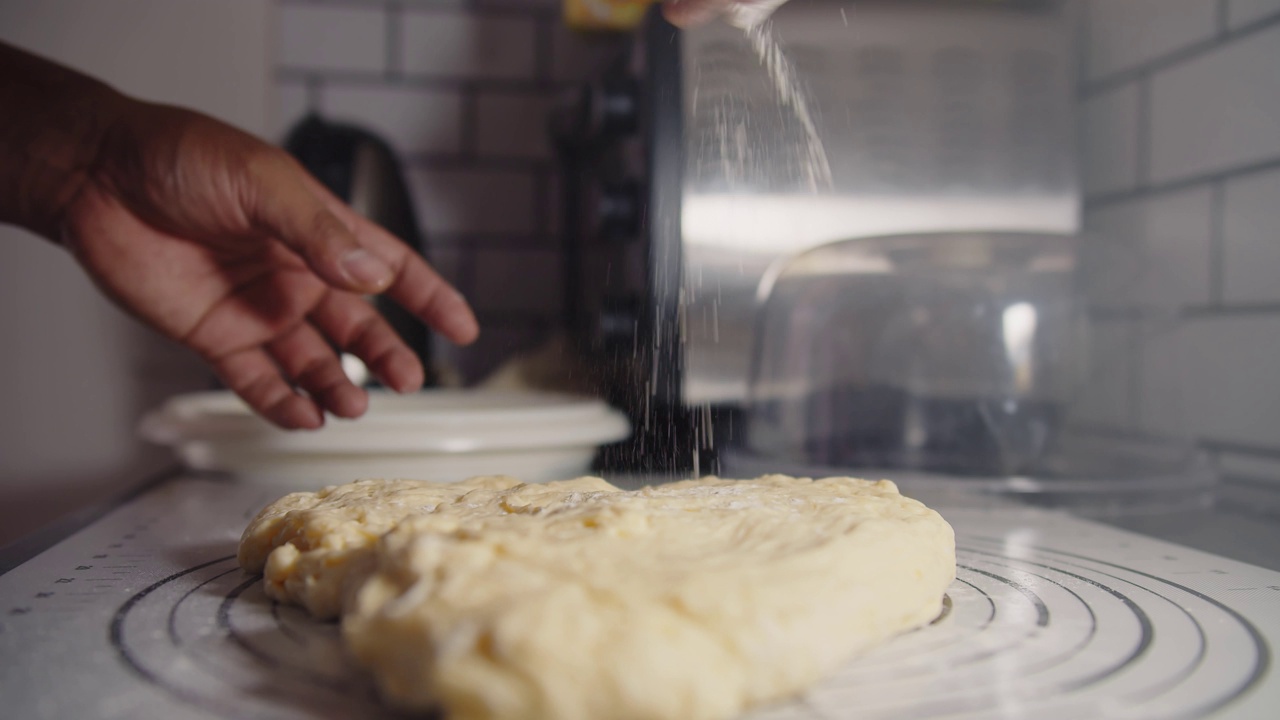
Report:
341,249,393,289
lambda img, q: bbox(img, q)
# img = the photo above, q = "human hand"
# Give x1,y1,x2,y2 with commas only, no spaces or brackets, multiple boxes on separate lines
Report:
58,100,479,429
662,0,789,27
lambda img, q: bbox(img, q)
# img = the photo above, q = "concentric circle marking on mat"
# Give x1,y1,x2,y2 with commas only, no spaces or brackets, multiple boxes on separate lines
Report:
110,540,1267,720
111,556,387,720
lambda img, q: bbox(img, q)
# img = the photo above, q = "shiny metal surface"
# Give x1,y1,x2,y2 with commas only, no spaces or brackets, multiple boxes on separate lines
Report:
678,0,1078,405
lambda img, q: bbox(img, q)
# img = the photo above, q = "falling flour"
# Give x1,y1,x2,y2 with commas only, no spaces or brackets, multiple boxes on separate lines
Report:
729,3,833,191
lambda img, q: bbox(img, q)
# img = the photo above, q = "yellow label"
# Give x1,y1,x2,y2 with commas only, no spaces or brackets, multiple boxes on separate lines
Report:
564,0,654,30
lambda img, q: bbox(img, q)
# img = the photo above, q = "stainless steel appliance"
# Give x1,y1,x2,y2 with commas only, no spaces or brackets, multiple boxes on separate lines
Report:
556,0,1080,474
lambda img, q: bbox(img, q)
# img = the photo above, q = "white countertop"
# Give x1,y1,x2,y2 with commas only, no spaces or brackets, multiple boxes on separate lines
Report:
1,472,1278,719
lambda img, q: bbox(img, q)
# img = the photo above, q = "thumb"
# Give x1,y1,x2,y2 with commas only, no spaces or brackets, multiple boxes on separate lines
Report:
247,151,394,294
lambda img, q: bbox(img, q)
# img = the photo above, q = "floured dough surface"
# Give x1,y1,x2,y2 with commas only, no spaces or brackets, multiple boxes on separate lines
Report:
239,475,955,720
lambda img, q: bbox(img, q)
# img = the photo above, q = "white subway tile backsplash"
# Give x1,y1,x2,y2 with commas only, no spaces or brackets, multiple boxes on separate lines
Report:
406,167,537,235
279,4,386,73
473,250,563,315
1080,187,1214,309
1228,0,1280,29
1134,320,1197,439
1070,319,1136,428
476,92,553,159
1223,167,1280,304
1138,316,1280,447
1081,84,1141,196
1216,451,1280,482
274,81,311,141
1218,481,1280,522
1149,24,1280,183
274,0,623,380
402,11,537,80
1084,0,1216,80
1077,1,1280,459
1216,483,1280,525
320,84,463,155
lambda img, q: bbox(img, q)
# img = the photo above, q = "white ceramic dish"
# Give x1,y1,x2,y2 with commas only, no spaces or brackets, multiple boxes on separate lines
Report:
140,389,631,486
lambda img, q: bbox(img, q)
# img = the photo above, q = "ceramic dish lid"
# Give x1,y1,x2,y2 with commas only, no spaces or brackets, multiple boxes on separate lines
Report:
139,389,631,454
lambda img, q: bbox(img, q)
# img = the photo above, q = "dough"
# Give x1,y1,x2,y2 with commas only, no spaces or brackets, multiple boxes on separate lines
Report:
239,475,955,720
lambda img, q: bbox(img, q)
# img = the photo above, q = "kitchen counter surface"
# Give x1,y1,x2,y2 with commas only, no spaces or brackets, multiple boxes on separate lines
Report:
1,472,1278,719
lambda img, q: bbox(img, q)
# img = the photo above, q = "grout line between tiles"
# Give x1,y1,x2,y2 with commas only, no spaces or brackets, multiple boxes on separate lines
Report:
385,1,402,79
534,13,554,84
1080,11,1280,97
1134,74,1151,187
305,75,323,111
1084,155,1280,209
1181,302,1280,317
278,67,561,92
532,164,552,238
427,232,561,249
1208,181,1226,307
1126,314,1141,428
1202,438,1280,461
460,89,479,159
1222,474,1280,490
282,0,559,18
404,154,550,172
459,246,477,300
1074,0,1090,88
1215,498,1280,524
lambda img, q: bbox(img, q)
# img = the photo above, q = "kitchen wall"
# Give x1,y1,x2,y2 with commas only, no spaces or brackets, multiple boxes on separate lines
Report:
0,0,624,548
1074,0,1280,516
272,0,625,382
0,0,272,546
6,0,1276,545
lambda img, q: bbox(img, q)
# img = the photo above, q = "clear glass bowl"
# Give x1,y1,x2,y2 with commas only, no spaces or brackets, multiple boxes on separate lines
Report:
723,232,1215,516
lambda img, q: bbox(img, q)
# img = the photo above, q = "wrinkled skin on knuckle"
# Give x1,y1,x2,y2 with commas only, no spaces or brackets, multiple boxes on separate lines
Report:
234,145,289,224
241,147,337,240
95,105,260,243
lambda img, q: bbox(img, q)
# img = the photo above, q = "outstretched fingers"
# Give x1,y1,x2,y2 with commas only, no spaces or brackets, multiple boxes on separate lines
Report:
267,322,370,418
211,347,325,429
309,291,426,393
383,251,479,347
209,311,396,428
